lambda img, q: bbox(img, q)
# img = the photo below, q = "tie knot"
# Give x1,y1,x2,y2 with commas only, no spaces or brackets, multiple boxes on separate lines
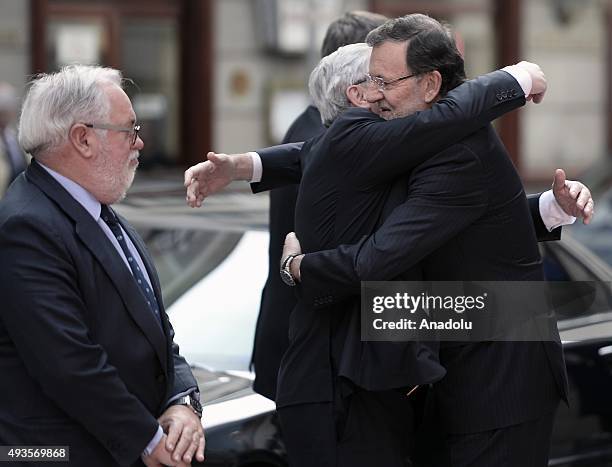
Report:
100,205,119,226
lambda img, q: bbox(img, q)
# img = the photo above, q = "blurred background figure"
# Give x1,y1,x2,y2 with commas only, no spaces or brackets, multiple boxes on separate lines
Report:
0,82,28,197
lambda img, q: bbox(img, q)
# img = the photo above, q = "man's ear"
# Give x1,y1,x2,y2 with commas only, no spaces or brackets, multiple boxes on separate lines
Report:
423,70,442,104
346,84,370,109
69,123,94,159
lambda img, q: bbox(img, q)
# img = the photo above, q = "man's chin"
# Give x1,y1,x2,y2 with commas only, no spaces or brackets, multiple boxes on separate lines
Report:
378,110,393,121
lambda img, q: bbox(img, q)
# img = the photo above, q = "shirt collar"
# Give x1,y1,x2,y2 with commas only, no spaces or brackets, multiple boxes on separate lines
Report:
38,162,102,221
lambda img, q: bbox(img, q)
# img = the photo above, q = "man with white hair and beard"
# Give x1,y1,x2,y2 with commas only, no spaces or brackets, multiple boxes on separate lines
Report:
0,65,204,467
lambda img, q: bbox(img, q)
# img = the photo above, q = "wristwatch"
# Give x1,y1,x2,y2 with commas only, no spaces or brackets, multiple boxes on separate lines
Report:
280,253,300,286
173,394,203,419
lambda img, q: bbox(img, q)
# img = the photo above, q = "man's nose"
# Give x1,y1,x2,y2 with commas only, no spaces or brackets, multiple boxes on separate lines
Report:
134,135,144,150
365,86,384,103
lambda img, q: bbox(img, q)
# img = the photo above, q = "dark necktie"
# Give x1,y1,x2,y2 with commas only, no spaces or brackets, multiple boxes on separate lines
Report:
100,205,162,323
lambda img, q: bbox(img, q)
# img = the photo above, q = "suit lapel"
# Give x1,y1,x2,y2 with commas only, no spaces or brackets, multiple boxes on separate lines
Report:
26,161,169,372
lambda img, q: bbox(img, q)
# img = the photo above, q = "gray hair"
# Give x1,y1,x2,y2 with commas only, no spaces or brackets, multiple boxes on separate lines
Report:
308,42,371,126
18,65,123,156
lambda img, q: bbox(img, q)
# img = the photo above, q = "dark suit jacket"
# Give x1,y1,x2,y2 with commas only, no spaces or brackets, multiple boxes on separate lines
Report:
251,105,325,400
296,125,568,433
0,160,198,466
252,70,529,409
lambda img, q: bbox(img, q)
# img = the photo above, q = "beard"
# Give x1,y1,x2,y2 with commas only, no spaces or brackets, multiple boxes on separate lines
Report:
91,141,138,205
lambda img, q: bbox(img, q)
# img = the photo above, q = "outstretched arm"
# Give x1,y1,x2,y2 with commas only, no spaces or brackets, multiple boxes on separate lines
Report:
185,62,547,206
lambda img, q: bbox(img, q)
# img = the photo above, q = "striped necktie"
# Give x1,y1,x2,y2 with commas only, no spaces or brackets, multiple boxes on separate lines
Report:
100,205,161,323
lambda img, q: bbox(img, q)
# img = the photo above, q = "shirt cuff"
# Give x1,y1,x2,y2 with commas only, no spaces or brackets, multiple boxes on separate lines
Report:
249,151,263,183
143,426,164,457
539,189,576,231
502,65,532,97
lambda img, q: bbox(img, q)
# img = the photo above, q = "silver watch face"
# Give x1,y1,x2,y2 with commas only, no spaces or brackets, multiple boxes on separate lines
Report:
280,268,296,286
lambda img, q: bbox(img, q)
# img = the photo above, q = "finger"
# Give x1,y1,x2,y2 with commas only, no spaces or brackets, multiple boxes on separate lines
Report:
286,232,299,244
196,433,205,462
552,169,565,193
182,432,201,463
575,187,591,210
186,180,196,199
165,421,181,452
183,162,205,187
184,168,194,187
183,164,201,187
583,200,594,224
186,181,200,206
568,183,580,200
533,92,544,104
172,428,194,463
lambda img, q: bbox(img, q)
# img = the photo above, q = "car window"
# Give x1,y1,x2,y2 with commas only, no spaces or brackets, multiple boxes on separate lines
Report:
540,238,612,322
135,227,242,306
134,228,269,371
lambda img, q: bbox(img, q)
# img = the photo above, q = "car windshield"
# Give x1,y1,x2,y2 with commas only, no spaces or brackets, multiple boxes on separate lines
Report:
119,185,269,372
127,225,269,371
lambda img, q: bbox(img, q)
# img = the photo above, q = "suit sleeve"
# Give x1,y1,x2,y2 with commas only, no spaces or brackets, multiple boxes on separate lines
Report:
342,70,526,189
250,142,305,193
253,70,525,193
0,216,159,465
298,145,488,308
168,320,198,396
527,193,562,242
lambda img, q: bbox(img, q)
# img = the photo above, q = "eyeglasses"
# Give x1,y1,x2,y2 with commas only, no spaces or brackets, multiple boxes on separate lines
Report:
84,123,141,146
366,72,419,91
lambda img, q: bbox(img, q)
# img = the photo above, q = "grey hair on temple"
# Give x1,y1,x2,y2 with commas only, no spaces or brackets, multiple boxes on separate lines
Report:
308,42,372,126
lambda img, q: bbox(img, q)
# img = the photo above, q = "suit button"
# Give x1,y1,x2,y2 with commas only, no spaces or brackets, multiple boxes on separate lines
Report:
512,89,518,97
501,91,508,99
496,93,503,101
156,374,165,383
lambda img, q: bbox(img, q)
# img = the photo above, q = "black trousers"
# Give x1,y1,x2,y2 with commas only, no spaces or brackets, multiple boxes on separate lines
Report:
277,387,416,467
414,408,558,467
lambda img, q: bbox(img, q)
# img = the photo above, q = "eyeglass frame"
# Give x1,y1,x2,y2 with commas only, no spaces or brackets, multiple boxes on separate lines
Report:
366,72,420,91
83,122,141,146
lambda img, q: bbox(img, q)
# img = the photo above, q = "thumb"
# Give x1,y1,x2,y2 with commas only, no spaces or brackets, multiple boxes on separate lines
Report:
552,168,566,192
207,152,223,165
